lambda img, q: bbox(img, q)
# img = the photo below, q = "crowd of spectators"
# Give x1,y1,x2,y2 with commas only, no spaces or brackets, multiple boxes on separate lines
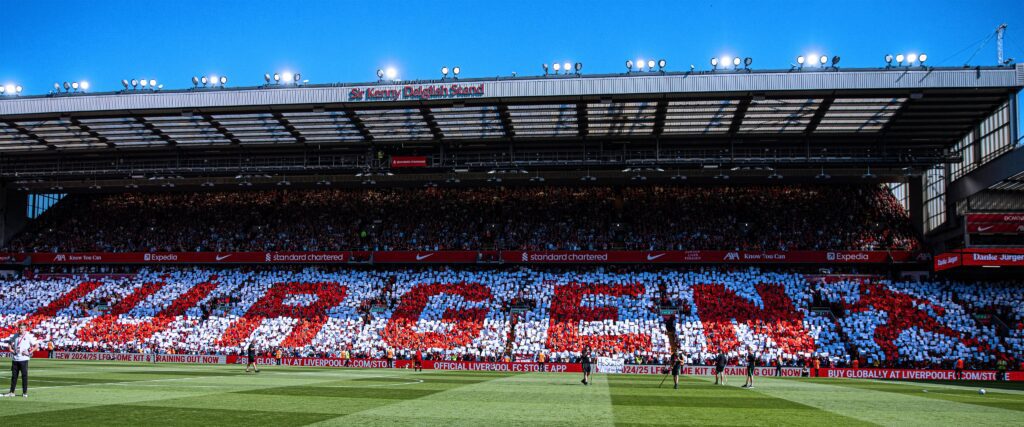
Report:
6,185,918,253
0,266,1020,370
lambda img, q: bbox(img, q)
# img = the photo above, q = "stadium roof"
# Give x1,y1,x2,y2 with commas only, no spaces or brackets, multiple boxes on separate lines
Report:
0,65,1021,187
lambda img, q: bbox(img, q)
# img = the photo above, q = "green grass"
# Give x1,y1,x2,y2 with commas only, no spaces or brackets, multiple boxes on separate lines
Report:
0,360,1020,426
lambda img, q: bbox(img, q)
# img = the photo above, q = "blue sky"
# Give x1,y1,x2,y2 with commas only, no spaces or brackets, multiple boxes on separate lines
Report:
1,0,1023,94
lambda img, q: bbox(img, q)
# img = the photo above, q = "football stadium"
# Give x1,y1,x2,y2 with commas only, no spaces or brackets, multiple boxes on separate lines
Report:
1,2,1023,425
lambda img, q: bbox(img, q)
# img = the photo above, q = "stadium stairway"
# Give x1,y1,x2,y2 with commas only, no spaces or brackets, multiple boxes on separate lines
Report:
505,311,518,358
662,314,679,355
826,306,860,360
656,281,680,355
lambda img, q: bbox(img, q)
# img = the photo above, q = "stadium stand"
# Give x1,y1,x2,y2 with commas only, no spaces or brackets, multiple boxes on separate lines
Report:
0,267,1019,370
5,185,919,253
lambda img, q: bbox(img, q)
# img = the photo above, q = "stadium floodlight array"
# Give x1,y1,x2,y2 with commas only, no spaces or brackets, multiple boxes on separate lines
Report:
192,75,228,88
709,56,748,71
885,53,927,68
626,58,664,73
794,54,832,70
0,83,23,96
4,51,950,96
122,79,162,91
712,56,737,70
545,61,581,76
625,59,661,73
440,66,461,79
265,71,303,86
374,67,398,82
53,81,89,93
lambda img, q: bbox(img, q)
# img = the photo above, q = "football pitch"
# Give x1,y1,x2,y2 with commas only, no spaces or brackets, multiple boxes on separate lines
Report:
0,360,1020,426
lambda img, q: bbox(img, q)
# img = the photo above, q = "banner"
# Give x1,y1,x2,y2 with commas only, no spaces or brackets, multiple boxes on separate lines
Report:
934,253,961,271
967,223,1024,234
24,252,348,264
372,251,479,263
596,357,625,374
0,250,921,265
229,356,394,369
966,213,1024,225
935,248,1024,270
426,360,579,373
52,351,225,364
503,250,918,264
823,368,1022,381
966,213,1024,235
622,365,803,377
390,156,429,168
961,252,1024,268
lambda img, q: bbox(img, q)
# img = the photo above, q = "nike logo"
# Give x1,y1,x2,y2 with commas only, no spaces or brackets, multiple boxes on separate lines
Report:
415,253,435,261
977,225,994,232
215,254,232,261
646,253,666,261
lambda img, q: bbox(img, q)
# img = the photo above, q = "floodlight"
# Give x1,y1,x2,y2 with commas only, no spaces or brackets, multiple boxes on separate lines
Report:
906,53,917,64
797,56,805,65
563,62,571,73
819,55,827,65
710,57,718,67
220,76,227,85
274,72,281,82
72,82,80,90
452,66,460,76
122,79,129,89
140,79,148,87
647,60,655,69
192,76,199,86
150,79,157,87
281,72,293,83
575,62,583,72
384,67,397,80
264,73,271,83
553,63,561,72
918,53,928,63
626,60,633,71
744,57,752,67
441,66,449,76
895,54,905,64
